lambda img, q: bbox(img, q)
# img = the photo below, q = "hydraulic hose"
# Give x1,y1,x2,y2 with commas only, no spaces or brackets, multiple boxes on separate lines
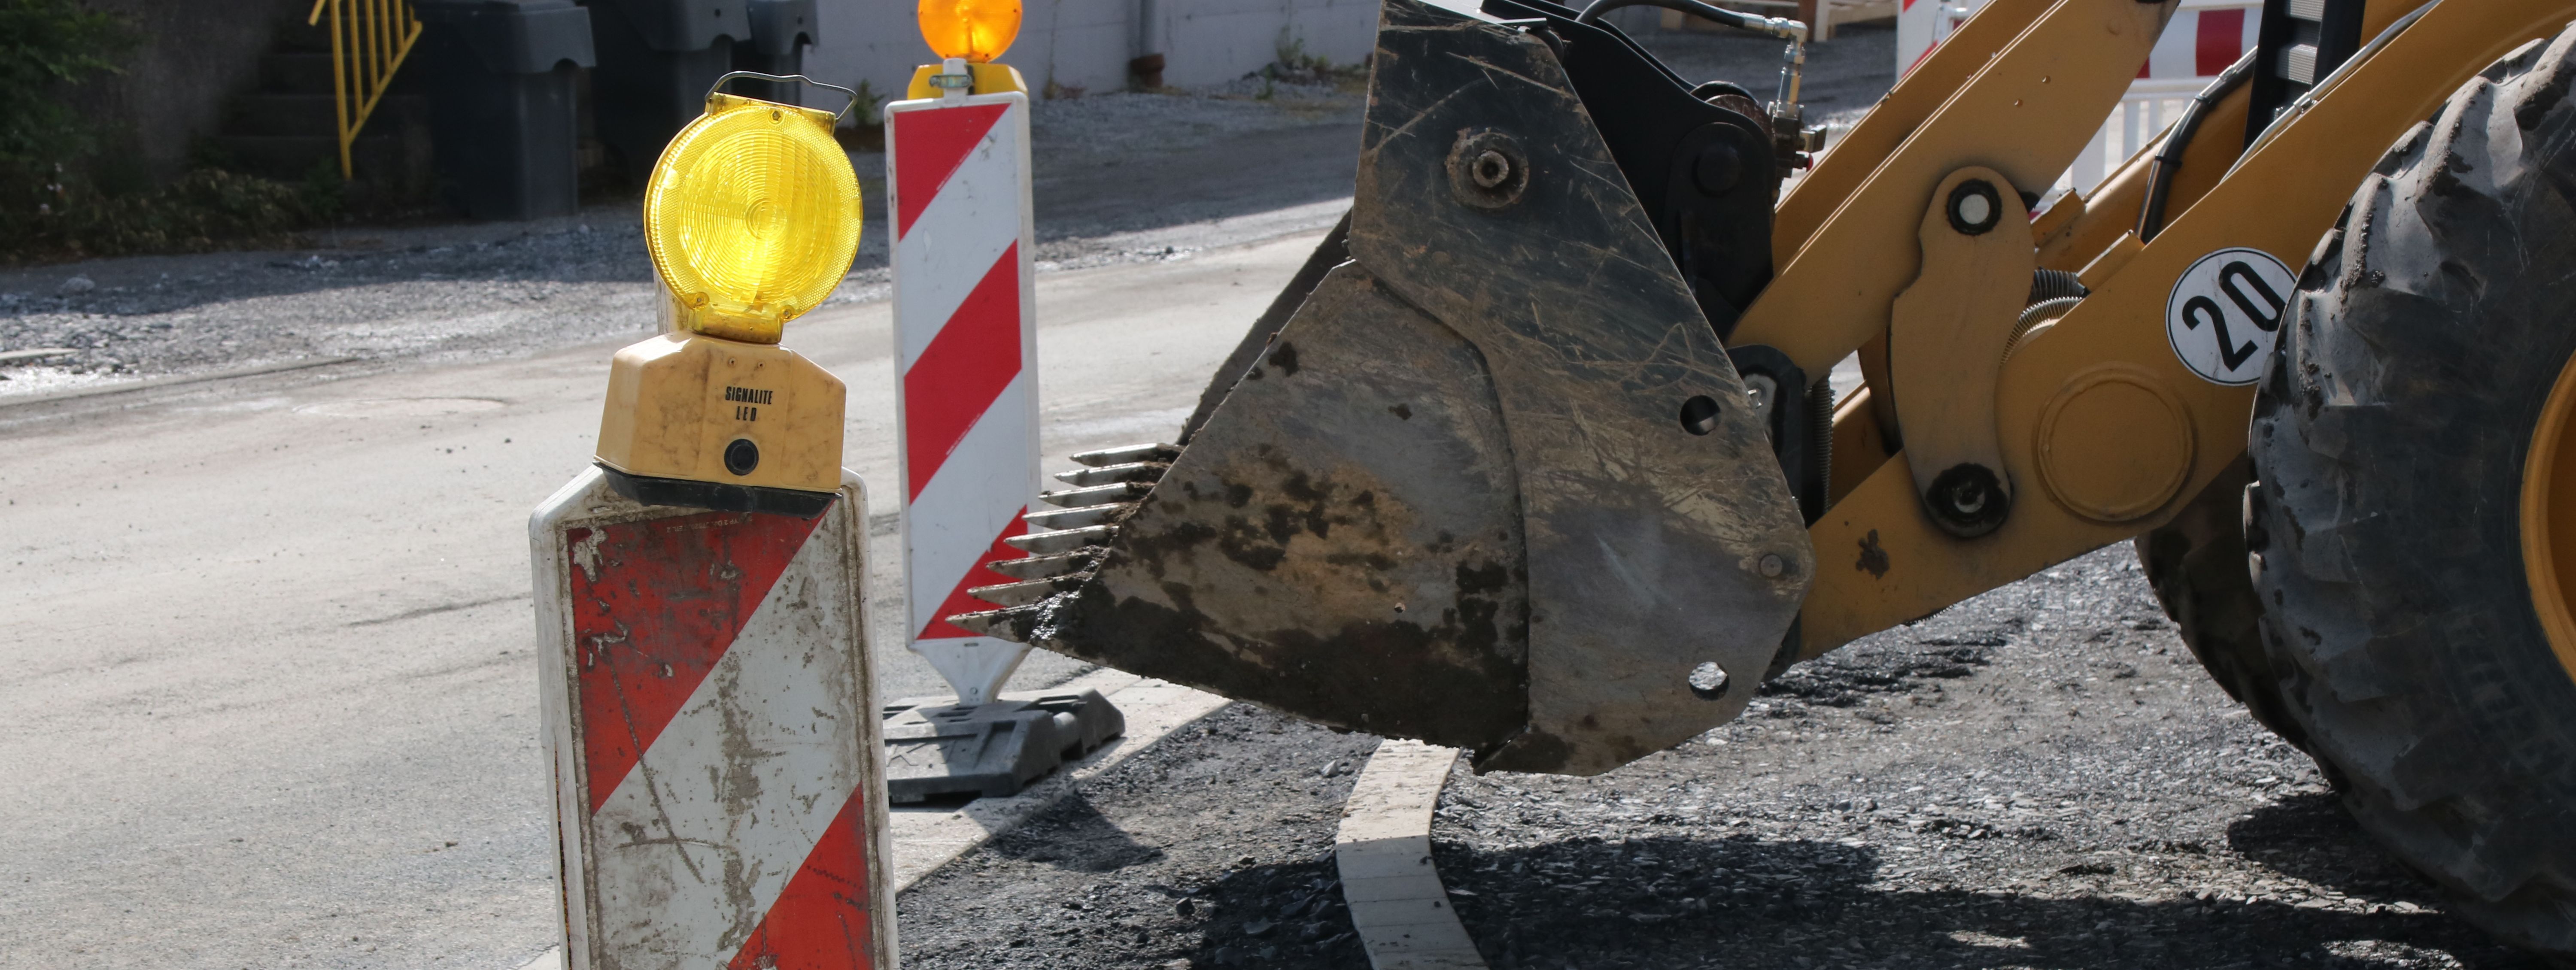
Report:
2227,0,2442,180
2137,48,2257,243
1575,0,1811,167
1574,0,1801,39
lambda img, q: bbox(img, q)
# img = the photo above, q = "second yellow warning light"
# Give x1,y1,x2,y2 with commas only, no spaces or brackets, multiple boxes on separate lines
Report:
917,0,1021,63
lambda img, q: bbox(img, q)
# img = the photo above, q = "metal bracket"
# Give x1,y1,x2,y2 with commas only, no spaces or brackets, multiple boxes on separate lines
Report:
705,70,865,120
1889,166,2034,537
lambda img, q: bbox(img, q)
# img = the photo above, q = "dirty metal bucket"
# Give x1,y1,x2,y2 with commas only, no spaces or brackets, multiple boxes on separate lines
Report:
955,0,1813,775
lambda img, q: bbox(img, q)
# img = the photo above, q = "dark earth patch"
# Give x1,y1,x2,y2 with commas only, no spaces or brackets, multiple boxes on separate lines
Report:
1432,546,2536,969
897,703,1380,969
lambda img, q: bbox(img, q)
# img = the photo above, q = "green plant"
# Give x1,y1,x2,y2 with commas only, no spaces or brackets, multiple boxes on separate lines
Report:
1269,30,1333,81
298,157,347,222
6,168,325,259
851,79,887,126
0,4,345,260
0,0,134,187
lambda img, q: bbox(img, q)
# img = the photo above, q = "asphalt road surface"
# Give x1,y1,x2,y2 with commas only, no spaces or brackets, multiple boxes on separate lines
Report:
0,227,1331,970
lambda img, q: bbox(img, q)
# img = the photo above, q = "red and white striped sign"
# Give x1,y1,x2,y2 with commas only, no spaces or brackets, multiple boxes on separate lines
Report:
1900,0,2260,85
885,88,1042,705
533,470,893,970
2136,1,2260,88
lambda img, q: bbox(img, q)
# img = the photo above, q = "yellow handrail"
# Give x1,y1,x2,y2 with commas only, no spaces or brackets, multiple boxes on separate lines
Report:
308,0,423,179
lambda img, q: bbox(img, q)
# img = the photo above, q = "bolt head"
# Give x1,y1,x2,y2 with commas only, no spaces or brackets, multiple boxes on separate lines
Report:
1947,179,2003,236
1687,661,1732,700
1949,479,1987,514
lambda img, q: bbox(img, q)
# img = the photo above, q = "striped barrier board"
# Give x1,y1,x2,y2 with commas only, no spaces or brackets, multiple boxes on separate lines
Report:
531,467,893,970
885,84,1043,706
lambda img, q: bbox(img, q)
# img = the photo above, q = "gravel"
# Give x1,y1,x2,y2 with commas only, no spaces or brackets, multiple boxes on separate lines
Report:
896,703,1382,970
896,546,2538,969
0,76,1367,401
1432,545,2535,969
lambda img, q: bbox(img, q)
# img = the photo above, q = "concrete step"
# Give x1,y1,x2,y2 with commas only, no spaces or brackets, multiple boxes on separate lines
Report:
258,52,338,95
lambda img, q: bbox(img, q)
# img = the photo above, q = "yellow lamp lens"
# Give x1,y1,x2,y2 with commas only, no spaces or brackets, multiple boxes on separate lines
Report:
642,94,863,344
917,0,1020,64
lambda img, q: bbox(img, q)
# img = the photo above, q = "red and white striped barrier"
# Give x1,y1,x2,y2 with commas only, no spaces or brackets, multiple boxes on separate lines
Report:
532,469,893,970
885,83,1043,706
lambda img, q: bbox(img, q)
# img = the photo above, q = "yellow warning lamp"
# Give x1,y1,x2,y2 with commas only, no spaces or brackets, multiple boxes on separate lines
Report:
596,73,863,507
908,0,1030,98
644,88,861,343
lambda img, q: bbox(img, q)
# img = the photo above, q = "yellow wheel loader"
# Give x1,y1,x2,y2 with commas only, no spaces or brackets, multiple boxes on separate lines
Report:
954,0,2576,955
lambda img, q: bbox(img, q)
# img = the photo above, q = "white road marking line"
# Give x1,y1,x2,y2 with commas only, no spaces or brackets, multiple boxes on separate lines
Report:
1337,740,1487,970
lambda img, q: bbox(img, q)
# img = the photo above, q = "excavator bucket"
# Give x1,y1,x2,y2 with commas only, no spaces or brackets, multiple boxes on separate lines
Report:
953,0,1815,775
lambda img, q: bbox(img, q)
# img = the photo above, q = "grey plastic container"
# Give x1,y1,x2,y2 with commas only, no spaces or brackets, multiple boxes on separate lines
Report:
730,0,818,103
413,0,595,219
583,0,747,179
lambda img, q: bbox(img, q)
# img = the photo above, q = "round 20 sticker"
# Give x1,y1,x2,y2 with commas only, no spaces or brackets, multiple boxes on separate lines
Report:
2166,247,2295,385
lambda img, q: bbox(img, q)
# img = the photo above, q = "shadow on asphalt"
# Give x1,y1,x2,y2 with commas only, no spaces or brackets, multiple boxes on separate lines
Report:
982,794,1171,874
1436,833,2536,969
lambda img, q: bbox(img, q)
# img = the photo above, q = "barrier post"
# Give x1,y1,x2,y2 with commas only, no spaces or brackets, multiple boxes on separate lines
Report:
881,6,1123,803
530,73,893,970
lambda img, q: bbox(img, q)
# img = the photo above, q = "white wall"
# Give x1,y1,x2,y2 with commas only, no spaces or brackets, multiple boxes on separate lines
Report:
1161,0,1379,86
802,0,1383,115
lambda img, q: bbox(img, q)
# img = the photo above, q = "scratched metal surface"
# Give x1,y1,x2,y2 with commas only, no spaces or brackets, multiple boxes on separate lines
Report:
986,0,1814,776
1031,265,1532,751
531,470,892,970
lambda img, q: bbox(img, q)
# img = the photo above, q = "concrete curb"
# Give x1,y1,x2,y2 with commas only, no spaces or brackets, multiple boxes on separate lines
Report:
1336,740,1487,970
510,667,1229,970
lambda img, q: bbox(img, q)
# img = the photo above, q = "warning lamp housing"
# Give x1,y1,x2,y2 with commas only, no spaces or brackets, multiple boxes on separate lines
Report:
598,74,863,504
917,0,1021,63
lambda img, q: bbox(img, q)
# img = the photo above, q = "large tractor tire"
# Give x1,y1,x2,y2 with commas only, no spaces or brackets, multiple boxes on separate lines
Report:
2135,456,2311,752
2246,30,2576,959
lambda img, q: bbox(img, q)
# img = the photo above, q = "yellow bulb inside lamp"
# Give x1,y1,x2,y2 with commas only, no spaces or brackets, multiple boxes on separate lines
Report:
917,0,1021,63
642,93,863,345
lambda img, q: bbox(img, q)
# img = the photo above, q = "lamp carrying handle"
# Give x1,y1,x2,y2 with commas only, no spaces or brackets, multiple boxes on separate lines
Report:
706,72,866,121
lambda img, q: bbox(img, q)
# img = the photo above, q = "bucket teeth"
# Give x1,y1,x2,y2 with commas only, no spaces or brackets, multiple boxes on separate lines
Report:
1039,481,1153,508
1053,461,1171,487
966,575,1090,607
1005,525,1116,555
986,550,1100,580
944,446,1174,640
1070,443,1181,467
1024,504,1128,530
945,606,1037,641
